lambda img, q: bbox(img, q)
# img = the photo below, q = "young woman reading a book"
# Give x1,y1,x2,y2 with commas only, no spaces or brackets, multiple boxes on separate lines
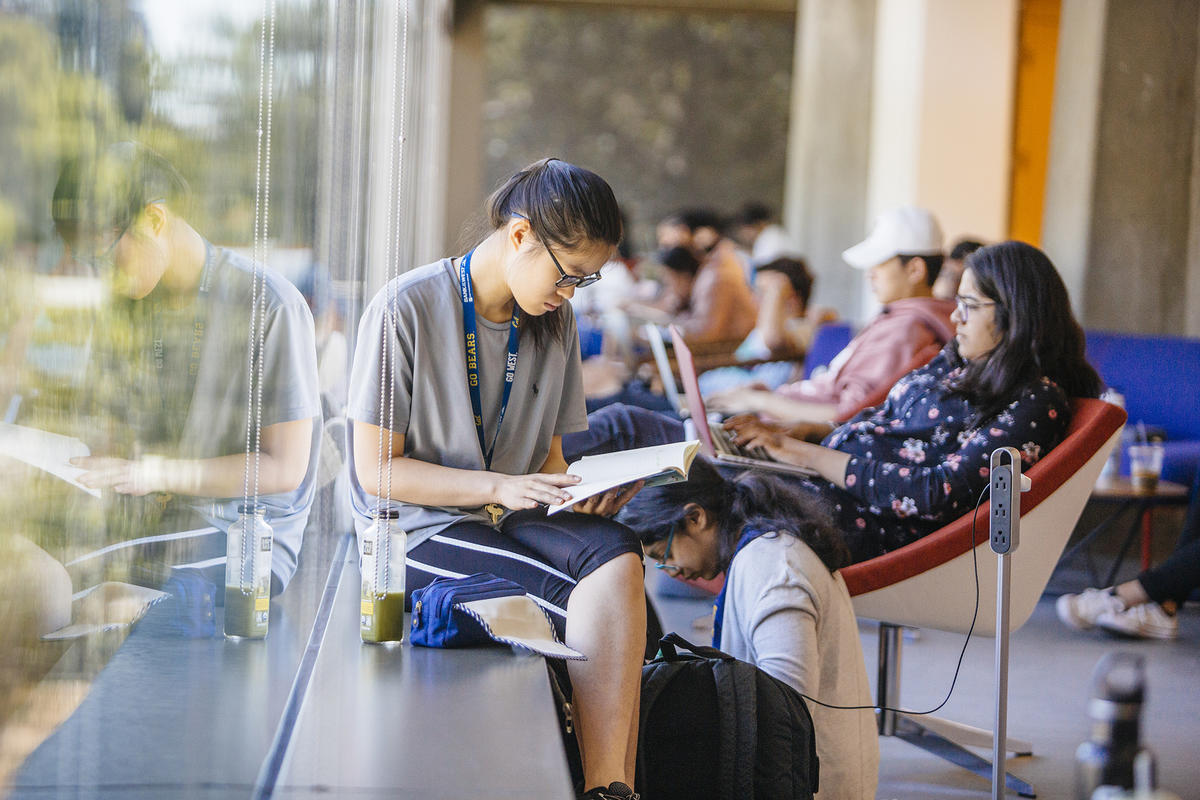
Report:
347,159,645,800
620,458,880,800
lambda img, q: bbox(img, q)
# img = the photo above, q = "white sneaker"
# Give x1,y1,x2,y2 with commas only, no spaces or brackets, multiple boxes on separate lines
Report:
1096,603,1179,640
1056,588,1124,631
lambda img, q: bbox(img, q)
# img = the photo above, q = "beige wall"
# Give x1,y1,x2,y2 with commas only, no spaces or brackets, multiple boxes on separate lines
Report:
917,0,1018,243
867,0,1018,245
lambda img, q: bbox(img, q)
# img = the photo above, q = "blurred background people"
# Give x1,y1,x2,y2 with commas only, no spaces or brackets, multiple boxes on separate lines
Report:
932,238,986,301
1058,471,1200,641
707,206,954,430
698,255,838,396
732,201,803,268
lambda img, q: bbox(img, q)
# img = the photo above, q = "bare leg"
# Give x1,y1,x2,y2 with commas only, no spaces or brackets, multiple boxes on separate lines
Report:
565,552,645,790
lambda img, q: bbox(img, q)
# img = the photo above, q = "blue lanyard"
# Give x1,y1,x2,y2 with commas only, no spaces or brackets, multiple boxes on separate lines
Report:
458,249,521,469
711,527,767,648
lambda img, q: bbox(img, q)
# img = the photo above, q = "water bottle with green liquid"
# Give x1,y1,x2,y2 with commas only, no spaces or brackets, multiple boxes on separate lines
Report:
360,507,406,644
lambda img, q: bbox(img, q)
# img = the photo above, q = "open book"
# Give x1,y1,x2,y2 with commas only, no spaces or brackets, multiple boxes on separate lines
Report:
547,440,700,515
0,423,101,497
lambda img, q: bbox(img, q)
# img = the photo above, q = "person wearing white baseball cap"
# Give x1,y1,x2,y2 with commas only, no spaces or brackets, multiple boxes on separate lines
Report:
840,205,945,269
706,206,955,434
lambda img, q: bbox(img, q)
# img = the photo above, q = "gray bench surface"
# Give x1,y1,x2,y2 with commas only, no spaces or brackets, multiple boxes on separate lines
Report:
273,545,574,799
12,532,572,799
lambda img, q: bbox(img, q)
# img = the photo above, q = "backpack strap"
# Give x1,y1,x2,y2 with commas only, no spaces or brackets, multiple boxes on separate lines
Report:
658,631,734,661
713,659,758,800
636,661,680,789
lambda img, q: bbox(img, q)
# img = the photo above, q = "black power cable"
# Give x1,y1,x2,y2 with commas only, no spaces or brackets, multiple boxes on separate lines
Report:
798,484,991,715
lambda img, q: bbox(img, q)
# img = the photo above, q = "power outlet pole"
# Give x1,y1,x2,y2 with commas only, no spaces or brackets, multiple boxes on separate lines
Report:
990,446,1027,799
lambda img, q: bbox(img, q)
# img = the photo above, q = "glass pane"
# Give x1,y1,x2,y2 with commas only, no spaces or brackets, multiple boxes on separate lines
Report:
0,1,364,789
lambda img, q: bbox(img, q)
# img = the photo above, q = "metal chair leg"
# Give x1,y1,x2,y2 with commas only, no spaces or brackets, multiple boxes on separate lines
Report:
875,622,1037,797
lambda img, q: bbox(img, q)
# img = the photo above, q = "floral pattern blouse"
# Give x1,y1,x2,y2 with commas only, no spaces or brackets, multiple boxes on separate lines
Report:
816,347,1071,563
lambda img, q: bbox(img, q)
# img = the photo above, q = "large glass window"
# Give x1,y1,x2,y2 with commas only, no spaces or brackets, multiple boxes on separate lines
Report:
0,1,370,788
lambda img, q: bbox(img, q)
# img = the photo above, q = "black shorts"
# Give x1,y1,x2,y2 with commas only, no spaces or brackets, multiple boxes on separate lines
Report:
406,509,642,637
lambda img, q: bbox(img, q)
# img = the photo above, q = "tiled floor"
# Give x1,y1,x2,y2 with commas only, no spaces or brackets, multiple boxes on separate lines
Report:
647,569,1200,799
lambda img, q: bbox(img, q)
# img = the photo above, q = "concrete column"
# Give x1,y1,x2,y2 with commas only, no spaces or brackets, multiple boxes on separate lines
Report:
783,0,876,318
1044,0,1200,334
914,0,1018,242
1040,0,1107,317
866,0,1018,241
442,0,487,255
792,0,1017,322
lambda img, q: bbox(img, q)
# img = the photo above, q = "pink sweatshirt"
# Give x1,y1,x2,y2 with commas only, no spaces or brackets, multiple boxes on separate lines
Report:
778,296,956,420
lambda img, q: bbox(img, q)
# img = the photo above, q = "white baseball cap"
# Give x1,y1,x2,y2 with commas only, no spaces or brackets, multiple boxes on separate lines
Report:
842,206,944,269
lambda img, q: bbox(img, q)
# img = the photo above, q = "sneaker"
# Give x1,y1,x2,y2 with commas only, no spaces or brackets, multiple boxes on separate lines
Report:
1056,588,1124,631
579,781,639,800
1096,603,1179,640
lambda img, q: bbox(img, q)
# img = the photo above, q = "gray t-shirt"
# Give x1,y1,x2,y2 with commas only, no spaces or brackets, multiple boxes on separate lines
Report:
108,244,322,589
347,258,588,548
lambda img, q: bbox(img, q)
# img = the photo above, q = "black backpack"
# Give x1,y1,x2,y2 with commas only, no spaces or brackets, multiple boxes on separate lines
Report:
636,633,820,800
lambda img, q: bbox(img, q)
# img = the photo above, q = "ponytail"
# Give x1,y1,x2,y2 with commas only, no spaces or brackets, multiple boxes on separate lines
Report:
482,158,622,349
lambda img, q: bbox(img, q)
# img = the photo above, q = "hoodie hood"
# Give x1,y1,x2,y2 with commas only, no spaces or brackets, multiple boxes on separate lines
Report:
882,296,957,344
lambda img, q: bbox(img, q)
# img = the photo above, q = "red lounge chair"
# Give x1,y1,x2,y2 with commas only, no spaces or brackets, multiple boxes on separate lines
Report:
842,398,1126,797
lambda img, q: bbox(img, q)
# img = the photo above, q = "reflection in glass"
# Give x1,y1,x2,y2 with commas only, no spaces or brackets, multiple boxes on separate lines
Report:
0,1,349,788
50,141,320,600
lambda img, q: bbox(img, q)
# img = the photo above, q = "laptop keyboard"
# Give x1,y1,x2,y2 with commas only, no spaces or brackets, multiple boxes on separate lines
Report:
709,423,772,461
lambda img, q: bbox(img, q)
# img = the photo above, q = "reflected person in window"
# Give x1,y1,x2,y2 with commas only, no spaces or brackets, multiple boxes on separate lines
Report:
51,143,321,595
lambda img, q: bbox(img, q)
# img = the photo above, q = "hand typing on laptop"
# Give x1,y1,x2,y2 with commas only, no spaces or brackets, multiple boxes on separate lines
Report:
732,423,852,489
723,415,834,445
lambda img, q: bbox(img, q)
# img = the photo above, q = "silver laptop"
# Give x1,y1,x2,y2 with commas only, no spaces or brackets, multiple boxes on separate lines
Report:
643,323,686,416
668,325,816,477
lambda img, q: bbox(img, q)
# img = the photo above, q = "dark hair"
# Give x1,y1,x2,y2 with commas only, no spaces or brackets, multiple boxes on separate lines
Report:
951,241,1102,421
618,458,849,574
679,207,722,234
658,245,701,277
756,256,814,308
949,239,985,261
617,209,633,261
736,202,772,227
899,253,944,286
484,158,622,348
52,142,191,245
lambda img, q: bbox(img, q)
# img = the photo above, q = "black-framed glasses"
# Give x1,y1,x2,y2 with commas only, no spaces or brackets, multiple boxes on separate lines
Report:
76,220,130,271
653,526,681,576
545,240,603,289
954,295,996,322
511,212,604,288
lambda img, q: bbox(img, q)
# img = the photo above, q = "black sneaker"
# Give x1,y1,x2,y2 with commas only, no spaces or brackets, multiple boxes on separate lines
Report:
579,781,639,800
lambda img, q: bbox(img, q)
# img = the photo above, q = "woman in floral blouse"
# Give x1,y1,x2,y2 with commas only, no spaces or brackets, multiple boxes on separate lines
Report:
734,241,1101,562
